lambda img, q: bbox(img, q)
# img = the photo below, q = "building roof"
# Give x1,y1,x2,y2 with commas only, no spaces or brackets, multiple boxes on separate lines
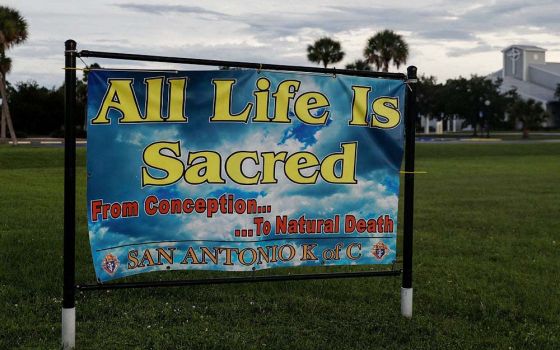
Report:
501,45,546,53
530,63,560,77
489,69,555,103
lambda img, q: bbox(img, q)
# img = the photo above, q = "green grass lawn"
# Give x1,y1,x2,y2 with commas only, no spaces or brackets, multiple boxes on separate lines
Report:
1,143,559,349
417,132,560,141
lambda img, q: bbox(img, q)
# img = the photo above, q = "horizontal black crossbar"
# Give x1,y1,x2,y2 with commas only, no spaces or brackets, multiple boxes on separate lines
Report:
78,50,407,80
76,270,401,291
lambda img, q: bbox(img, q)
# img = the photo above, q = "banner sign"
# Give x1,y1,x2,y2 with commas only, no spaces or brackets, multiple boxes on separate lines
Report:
86,69,406,281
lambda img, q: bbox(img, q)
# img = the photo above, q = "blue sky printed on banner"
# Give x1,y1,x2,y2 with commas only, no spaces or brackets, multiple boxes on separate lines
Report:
87,69,406,281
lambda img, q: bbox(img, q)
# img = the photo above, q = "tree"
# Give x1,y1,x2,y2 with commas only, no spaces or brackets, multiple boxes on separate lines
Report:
364,30,408,72
507,97,548,139
307,37,345,68
82,62,101,83
8,81,64,136
345,59,371,71
440,75,511,136
0,51,10,74
417,75,443,130
0,6,28,144
77,63,101,134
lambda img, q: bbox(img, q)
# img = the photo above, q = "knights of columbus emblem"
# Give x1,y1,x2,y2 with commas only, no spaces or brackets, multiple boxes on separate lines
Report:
102,253,120,275
371,242,389,260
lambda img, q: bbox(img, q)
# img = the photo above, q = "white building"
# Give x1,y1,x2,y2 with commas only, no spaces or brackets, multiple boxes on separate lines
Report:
488,45,560,128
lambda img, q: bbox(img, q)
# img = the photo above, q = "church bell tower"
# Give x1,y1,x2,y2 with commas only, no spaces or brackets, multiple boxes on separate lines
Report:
502,45,546,81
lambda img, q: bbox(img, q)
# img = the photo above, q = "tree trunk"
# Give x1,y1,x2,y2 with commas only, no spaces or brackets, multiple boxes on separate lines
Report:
0,71,16,145
522,127,529,139
1,101,5,139
0,70,6,139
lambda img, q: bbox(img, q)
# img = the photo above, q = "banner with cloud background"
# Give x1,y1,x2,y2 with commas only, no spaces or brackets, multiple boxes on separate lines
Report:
87,69,406,282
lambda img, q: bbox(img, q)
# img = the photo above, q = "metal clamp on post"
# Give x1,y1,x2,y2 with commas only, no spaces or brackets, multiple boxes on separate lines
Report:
405,78,418,91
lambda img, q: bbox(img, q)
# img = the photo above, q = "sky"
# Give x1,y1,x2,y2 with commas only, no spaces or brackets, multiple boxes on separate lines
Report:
4,0,560,87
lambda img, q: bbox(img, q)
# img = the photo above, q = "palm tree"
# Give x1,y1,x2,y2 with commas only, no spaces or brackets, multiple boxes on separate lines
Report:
0,51,11,76
307,37,345,68
345,59,371,71
364,30,408,72
0,6,28,144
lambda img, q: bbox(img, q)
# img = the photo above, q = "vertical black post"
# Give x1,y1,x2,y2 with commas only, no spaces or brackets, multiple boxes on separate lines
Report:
63,39,76,310
401,66,417,318
62,39,77,349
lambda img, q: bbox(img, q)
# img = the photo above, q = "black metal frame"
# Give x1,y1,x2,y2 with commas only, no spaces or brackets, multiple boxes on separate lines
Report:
63,39,416,301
